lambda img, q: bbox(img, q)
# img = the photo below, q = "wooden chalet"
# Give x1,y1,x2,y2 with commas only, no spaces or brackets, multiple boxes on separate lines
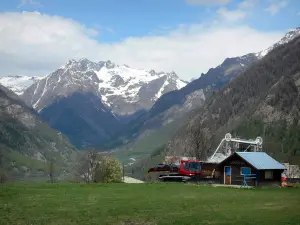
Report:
218,152,285,187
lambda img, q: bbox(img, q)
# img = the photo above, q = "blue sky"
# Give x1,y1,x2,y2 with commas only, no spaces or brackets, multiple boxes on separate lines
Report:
0,0,299,79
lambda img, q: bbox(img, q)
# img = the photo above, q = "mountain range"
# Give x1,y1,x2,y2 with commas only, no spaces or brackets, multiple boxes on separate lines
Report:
106,27,300,164
139,27,300,128
21,59,186,115
0,76,43,95
2,60,186,149
0,27,299,170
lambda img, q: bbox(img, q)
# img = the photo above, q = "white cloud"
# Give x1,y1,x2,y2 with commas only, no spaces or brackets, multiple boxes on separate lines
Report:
186,0,232,6
239,0,257,8
0,11,284,80
17,0,43,8
93,24,114,33
216,0,258,23
265,0,288,15
216,7,247,22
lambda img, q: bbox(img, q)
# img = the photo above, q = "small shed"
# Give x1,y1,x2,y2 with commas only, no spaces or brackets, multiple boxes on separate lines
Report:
218,152,285,187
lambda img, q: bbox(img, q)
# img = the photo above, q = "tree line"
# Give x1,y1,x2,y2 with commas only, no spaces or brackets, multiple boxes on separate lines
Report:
0,147,123,184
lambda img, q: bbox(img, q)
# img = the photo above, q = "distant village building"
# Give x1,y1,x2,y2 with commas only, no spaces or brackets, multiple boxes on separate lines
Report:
218,152,285,187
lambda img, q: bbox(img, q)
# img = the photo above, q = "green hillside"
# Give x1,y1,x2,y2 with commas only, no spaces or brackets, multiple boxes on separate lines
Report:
0,84,77,181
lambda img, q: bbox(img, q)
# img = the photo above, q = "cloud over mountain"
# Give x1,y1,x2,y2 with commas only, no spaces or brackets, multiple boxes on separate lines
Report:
0,11,284,80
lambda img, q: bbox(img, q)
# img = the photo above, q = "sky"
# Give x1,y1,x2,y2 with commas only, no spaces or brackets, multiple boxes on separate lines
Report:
0,0,299,80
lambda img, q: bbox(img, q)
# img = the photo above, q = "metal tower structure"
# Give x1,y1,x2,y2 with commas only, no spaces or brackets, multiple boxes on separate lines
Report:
208,133,263,162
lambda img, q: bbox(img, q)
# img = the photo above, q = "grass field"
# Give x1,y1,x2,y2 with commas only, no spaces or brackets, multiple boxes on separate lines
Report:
1,183,300,225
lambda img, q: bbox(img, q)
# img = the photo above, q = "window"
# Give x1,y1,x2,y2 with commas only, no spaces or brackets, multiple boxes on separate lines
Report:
240,167,251,175
265,170,273,179
189,162,201,172
183,162,189,171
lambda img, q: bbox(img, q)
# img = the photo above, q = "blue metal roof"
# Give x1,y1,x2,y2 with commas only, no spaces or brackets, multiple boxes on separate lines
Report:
236,152,285,170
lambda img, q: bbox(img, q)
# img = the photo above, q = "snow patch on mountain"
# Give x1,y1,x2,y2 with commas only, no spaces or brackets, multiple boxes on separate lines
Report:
256,27,300,58
156,79,169,100
176,79,187,89
21,59,188,115
0,75,44,95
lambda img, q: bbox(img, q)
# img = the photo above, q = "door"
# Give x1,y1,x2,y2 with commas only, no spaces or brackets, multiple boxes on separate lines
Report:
224,166,231,185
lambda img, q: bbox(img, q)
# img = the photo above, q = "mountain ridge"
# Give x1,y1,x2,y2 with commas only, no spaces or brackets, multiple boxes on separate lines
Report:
3,59,187,149
21,59,187,116
0,83,77,179
0,75,43,95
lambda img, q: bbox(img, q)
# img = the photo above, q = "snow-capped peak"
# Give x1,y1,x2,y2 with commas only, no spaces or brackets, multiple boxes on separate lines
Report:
0,75,44,95
21,59,188,115
256,27,300,58
277,27,300,45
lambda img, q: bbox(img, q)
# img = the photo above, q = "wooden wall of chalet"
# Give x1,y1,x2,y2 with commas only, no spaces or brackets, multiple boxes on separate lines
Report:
257,170,282,186
219,155,256,186
219,154,284,187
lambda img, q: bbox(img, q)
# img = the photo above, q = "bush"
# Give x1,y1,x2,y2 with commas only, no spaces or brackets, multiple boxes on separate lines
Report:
94,156,122,183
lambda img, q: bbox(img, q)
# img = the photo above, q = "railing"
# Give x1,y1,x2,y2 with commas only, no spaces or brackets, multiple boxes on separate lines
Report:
241,174,257,187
